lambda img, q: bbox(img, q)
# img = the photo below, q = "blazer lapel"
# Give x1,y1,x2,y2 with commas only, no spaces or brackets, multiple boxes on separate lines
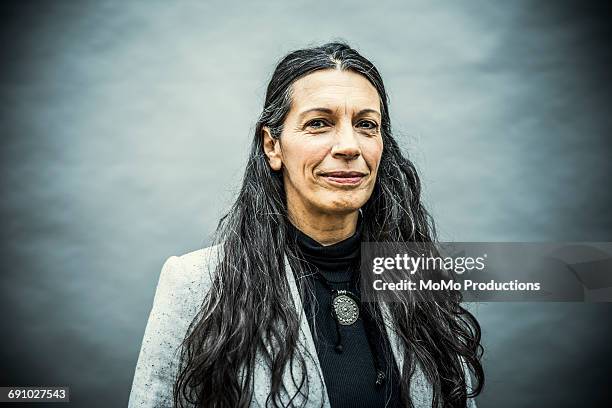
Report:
282,253,331,407
379,302,433,406
249,255,331,407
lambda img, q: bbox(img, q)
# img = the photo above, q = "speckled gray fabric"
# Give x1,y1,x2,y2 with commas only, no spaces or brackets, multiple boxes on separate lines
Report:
127,244,477,407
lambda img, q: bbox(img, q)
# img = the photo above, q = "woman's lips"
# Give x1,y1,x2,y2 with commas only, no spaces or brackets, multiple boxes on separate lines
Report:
320,171,367,185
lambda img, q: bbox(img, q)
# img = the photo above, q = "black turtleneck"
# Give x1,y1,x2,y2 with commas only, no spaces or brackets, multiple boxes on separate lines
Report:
286,214,402,408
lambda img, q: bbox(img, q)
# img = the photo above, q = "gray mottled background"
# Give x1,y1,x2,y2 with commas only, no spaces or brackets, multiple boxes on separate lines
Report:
1,1,611,407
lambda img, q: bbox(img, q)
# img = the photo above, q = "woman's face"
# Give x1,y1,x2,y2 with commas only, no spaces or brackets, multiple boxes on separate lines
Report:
263,69,384,217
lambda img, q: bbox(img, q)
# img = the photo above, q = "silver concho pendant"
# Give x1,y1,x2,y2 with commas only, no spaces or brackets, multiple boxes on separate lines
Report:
332,290,360,326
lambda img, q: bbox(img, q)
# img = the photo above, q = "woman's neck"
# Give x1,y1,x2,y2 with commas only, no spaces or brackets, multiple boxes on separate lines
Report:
287,209,360,246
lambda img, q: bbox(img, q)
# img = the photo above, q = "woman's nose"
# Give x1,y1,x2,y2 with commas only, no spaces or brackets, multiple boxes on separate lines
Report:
331,122,361,160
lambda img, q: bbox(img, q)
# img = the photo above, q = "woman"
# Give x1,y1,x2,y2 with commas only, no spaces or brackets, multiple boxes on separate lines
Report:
128,41,484,408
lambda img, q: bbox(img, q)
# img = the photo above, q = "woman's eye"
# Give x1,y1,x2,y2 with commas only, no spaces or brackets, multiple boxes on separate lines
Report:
306,119,329,129
357,120,378,130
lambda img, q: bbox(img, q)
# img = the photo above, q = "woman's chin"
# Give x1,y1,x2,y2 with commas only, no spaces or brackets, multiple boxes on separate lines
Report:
316,197,367,214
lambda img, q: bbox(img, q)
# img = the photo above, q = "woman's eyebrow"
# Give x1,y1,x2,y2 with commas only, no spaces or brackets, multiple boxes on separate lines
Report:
356,108,381,118
298,107,334,121
298,107,381,121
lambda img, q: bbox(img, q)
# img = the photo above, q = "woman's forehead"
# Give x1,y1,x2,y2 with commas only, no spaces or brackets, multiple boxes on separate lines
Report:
290,69,381,114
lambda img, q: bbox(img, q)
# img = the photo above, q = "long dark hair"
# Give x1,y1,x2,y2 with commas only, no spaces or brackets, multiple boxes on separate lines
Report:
173,41,484,407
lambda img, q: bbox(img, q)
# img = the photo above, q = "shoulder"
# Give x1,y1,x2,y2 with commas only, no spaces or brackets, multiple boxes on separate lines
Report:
167,243,223,285
155,244,223,317
176,243,224,272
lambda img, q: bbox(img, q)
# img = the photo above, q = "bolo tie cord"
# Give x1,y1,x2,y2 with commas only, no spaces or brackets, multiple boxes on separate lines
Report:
313,272,386,387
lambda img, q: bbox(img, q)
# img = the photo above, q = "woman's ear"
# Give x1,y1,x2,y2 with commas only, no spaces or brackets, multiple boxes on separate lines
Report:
262,126,283,171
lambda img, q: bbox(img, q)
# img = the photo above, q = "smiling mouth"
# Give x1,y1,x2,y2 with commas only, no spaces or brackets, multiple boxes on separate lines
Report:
320,171,367,185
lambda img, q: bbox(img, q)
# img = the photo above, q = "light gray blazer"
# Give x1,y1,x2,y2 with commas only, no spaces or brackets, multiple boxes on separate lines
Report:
128,244,477,407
